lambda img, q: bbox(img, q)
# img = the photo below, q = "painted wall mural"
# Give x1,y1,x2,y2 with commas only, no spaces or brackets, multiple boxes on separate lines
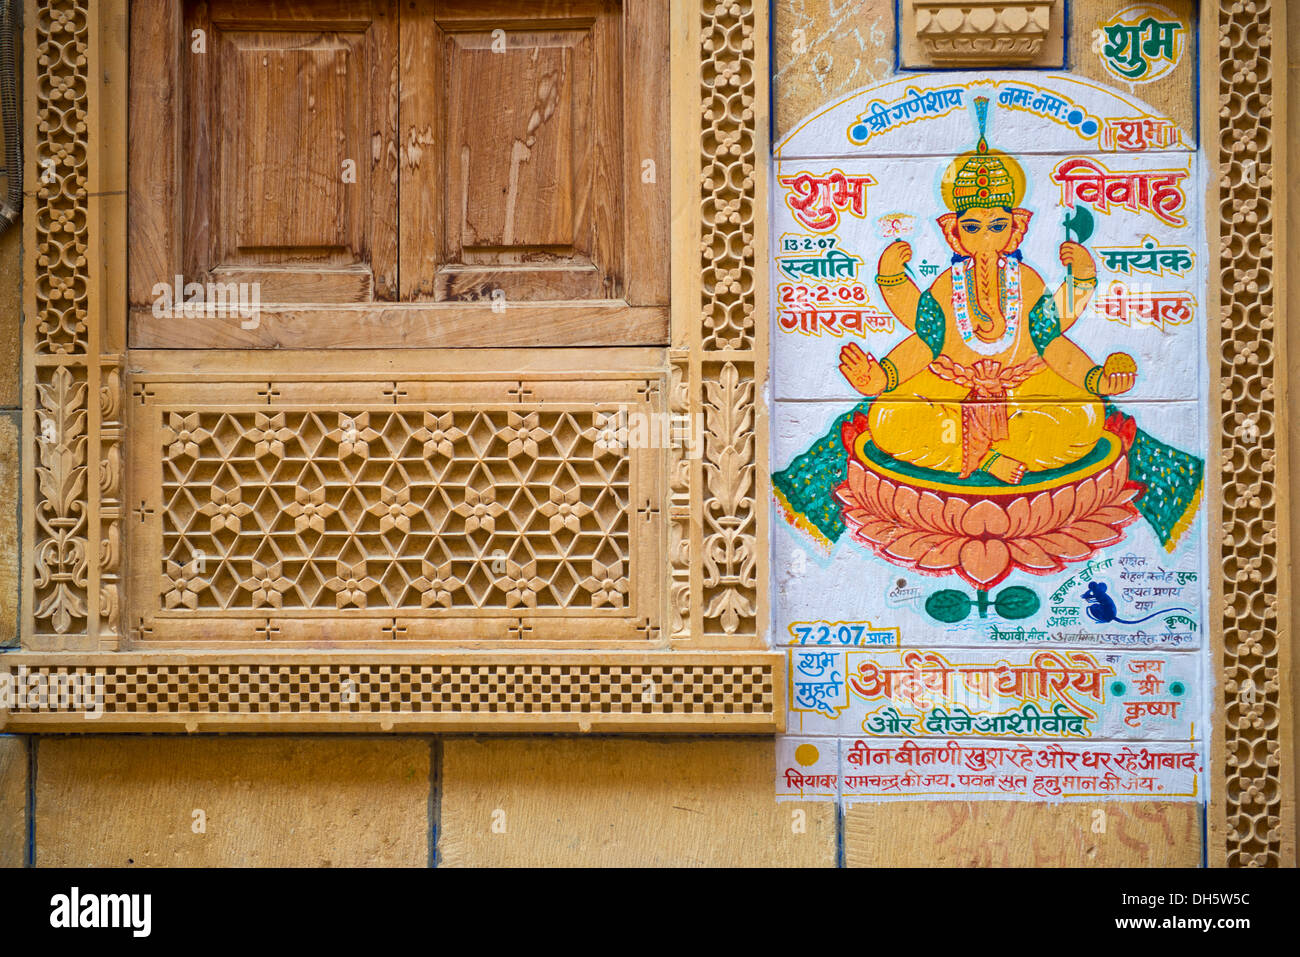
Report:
770,70,1208,804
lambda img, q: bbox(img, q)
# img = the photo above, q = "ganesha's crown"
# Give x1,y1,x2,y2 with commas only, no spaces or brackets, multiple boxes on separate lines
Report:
940,96,1026,212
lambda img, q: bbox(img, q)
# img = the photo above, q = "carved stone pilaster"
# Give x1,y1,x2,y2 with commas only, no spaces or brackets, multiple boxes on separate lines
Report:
25,1,123,648
697,0,764,640
1217,0,1285,868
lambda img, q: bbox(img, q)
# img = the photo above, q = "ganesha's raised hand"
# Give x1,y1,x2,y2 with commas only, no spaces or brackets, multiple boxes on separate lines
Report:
1099,352,1137,394
839,342,888,396
878,240,912,277
1059,240,1096,281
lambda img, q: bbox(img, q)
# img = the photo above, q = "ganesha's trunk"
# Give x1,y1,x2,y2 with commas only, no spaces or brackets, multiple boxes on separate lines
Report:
971,253,1001,314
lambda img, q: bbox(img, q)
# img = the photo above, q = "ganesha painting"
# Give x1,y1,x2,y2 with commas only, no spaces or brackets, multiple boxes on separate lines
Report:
773,96,1204,605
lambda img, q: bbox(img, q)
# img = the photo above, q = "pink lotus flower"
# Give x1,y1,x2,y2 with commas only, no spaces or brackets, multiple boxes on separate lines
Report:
834,420,1143,590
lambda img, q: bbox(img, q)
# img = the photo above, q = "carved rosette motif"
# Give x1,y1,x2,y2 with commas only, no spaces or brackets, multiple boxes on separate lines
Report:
698,0,760,639
1218,0,1282,867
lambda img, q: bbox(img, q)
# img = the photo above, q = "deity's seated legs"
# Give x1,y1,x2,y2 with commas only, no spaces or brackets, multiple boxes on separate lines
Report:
867,367,1106,477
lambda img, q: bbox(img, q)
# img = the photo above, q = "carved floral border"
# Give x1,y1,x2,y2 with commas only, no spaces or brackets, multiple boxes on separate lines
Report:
26,0,119,649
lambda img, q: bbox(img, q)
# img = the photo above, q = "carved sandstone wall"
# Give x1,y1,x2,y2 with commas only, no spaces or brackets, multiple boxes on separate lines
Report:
0,0,1291,868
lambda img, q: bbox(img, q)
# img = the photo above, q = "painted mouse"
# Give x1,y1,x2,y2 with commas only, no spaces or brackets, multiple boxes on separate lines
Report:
1081,581,1190,625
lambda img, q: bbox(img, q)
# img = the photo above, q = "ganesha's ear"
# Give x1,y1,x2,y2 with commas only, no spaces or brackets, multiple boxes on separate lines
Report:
1008,208,1033,250
937,212,961,253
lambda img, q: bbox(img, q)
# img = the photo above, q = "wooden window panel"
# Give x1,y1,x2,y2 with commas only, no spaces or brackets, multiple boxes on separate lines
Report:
129,0,670,349
140,0,400,308
119,0,677,651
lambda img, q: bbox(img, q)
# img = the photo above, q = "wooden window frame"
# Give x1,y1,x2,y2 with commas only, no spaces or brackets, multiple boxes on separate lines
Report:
11,0,780,733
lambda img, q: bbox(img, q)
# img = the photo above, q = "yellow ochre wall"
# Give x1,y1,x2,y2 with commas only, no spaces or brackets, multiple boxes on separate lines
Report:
0,0,1292,868
1,735,1209,867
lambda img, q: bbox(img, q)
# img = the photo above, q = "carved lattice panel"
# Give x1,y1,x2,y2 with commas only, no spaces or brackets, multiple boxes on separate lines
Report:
0,655,779,731
127,374,665,645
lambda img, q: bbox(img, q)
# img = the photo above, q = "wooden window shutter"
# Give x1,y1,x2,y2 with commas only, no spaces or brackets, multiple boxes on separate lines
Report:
129,0,670,349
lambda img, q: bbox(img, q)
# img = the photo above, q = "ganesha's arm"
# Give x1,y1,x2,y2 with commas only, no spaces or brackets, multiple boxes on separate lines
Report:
845,287,943,395
1030,291,1098,390
878,334,935,392
1052,279,1097,332
840,334,932,397
1041,335,1102,391
877,277,921,331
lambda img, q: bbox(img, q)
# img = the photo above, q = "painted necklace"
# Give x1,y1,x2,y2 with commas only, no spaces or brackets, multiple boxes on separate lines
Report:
950,255,1021,356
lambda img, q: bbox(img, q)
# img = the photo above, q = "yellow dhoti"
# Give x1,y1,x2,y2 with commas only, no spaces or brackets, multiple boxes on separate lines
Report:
867,364,1105,475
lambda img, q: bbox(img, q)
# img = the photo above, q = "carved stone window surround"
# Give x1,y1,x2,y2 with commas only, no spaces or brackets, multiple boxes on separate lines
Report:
9,0,781,733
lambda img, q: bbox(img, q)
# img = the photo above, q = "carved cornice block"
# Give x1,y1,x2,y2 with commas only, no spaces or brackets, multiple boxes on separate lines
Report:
907,1,1058,66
